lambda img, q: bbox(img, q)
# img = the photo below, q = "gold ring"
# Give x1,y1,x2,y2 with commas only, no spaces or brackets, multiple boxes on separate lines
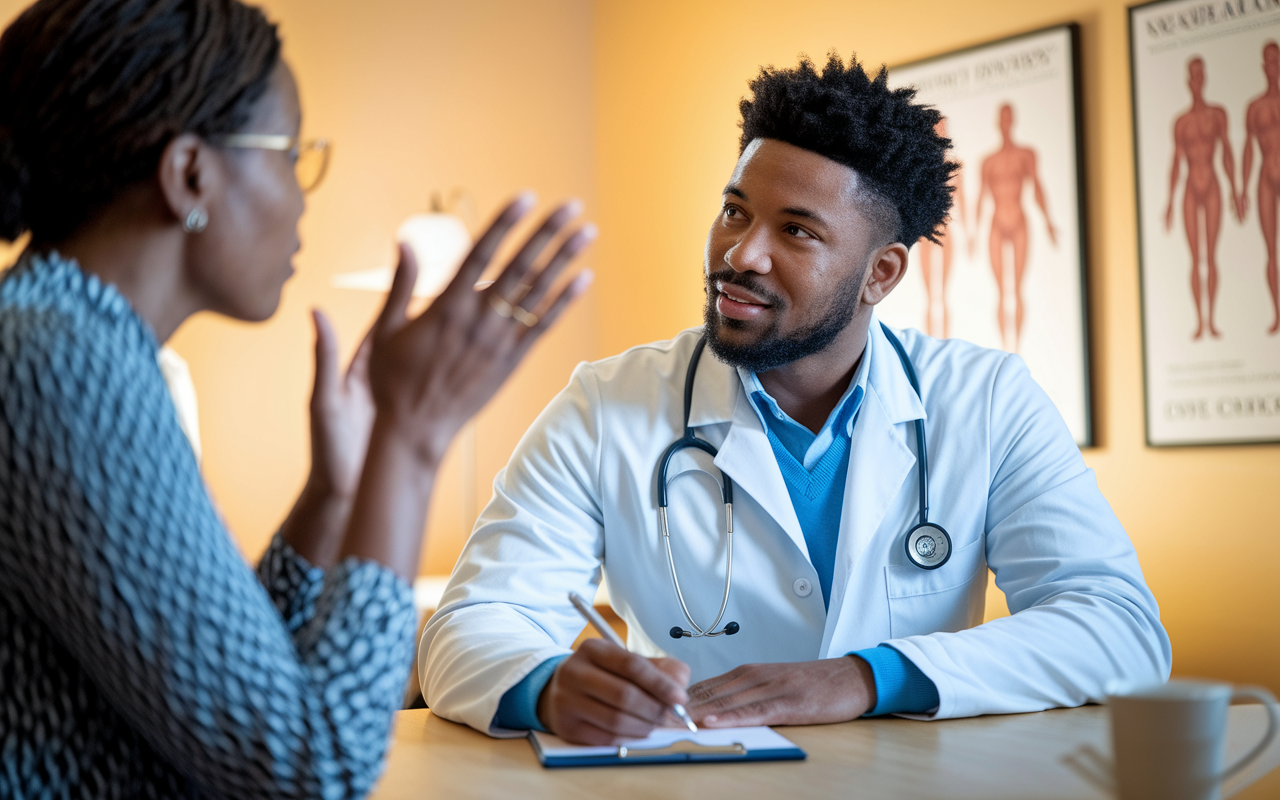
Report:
509,282,534,303
489,295,515,318
511,306,539,327
488,295,538,328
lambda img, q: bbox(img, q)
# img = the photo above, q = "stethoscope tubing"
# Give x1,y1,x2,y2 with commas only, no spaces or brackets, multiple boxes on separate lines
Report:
878,321,930,526
660,505,734,637
656,324,952,640
657,336,736,638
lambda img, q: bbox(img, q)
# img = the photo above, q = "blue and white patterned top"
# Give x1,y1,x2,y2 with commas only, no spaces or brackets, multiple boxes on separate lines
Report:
0,252,417,799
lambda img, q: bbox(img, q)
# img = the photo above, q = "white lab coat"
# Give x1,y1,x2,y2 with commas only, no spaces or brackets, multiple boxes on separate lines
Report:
421,322,1171,736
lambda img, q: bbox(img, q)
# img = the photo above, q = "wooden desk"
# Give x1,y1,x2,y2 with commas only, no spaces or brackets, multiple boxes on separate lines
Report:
371,706,1280,799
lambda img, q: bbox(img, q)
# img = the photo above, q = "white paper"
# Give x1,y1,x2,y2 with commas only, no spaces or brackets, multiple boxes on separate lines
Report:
530,725,798,758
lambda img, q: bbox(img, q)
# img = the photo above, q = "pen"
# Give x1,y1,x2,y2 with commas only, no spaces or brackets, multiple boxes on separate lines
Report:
567,591,698,734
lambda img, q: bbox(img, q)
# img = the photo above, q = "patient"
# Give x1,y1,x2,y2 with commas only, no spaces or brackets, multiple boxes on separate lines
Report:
0,0,592,796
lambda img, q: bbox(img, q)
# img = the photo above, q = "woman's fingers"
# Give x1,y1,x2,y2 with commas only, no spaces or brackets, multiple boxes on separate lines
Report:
311,309,340,404
486,199,583,301
511,270,593,362
374,242,419,342
447,192,536,294
365,198,594,465
515,223,597,312
346,324,375,388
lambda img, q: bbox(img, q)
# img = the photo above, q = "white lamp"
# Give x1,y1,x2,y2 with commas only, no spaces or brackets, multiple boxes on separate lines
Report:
332,192,473,298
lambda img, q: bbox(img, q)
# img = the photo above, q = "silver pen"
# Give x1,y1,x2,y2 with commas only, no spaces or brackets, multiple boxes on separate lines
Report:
567,591,698,733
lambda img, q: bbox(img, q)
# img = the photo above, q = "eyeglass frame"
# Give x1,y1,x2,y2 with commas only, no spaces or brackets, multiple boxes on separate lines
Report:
206,134,330,193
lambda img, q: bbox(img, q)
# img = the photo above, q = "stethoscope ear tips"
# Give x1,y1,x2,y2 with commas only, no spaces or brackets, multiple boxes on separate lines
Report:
724,621,740,635
670,626,689,639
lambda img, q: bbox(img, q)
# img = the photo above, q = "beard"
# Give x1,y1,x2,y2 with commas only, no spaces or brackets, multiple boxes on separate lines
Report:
703,267,863,373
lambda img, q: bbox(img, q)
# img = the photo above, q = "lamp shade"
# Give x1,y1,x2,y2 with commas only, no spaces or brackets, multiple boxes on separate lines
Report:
332,211,472,298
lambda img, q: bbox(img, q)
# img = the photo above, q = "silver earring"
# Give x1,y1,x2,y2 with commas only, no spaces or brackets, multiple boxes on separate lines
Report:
183,208,208,233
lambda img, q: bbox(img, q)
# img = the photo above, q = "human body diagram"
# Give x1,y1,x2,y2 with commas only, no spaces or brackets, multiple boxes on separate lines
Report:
918,119,968,339
1239,42,1280,335
1164,58,1240,340
974,103,1057,353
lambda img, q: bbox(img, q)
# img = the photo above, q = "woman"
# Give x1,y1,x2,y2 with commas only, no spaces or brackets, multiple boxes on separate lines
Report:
0,0,593,797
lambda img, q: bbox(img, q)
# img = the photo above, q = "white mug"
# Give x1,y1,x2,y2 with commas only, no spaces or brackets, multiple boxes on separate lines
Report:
1066,679,1279,800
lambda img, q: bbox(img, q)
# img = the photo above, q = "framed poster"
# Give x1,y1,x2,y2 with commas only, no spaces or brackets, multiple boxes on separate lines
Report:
883,25,1092,446
1131,0,1280,446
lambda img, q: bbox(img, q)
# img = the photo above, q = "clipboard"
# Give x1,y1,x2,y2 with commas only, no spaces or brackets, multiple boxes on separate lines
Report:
528,726,806,767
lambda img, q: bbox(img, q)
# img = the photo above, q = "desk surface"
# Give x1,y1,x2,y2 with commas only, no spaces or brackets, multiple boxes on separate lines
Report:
371,706,1280,800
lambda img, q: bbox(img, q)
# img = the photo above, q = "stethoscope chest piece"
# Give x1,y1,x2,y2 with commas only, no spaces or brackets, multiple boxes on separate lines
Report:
905,522,952,570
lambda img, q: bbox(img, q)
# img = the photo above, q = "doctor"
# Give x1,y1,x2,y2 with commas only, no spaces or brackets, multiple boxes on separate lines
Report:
421,54,1171,744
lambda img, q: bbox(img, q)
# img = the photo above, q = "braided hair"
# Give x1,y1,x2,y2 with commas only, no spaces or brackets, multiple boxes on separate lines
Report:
0,0,280,244
739,52,957,246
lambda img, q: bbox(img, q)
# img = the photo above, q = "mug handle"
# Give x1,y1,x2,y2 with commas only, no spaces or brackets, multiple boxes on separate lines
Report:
1222,686,1279,782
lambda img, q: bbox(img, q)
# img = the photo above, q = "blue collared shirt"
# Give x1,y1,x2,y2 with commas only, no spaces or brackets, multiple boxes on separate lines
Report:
739,354,867,609
742,333,937,717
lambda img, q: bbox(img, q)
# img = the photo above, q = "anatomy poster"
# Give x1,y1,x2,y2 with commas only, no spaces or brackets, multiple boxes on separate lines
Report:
884,26,1092,446
1132,0,1280,445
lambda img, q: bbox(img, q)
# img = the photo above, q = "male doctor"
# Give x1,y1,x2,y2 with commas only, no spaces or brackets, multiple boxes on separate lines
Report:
421,54,1171,744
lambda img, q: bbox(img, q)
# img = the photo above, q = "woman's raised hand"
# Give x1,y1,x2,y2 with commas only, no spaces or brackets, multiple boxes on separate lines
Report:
366,194,595,467
337,194,593,578
308,310,377,502
277,310,378,569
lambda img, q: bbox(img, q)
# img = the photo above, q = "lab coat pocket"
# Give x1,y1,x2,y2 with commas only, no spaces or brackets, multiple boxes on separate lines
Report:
884,537,986,639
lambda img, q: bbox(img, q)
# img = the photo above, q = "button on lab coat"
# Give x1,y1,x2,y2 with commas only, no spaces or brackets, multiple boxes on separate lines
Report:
420,322,1171,735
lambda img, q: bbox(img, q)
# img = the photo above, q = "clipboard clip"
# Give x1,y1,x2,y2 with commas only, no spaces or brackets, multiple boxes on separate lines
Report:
617,739,748,758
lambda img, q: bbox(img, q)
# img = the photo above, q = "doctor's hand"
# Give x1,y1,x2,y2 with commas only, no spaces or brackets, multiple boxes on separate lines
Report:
536,638,691,745
685,656,877,728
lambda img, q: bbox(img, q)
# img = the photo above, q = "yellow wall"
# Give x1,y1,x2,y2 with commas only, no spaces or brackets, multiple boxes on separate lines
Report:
592,0,1280,693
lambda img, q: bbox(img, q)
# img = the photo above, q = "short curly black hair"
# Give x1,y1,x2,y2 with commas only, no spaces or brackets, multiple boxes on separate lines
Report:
739,52,956,246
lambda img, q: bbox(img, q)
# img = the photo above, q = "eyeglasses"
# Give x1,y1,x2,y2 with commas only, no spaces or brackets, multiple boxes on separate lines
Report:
207,134,330,193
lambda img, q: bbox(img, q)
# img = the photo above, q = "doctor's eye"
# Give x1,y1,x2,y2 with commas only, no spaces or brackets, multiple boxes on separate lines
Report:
783,223,814,239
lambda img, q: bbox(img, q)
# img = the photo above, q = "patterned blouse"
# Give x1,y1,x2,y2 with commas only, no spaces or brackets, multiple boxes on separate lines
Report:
0,252,417,799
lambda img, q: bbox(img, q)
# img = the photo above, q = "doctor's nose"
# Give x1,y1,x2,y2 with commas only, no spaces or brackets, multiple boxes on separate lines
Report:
724,228,772,275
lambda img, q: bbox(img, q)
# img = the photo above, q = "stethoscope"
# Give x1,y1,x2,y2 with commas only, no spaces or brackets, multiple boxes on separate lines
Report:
655,322,953,640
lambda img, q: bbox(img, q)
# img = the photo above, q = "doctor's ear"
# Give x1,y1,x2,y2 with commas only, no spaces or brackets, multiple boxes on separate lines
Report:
860,241,910,306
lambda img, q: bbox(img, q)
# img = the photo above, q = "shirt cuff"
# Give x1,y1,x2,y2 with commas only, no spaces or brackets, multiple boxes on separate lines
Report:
850,645,940,716
494,654,570,732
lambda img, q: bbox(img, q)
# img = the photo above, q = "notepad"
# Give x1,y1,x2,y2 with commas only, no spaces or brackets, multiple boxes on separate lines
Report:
529,725,806,767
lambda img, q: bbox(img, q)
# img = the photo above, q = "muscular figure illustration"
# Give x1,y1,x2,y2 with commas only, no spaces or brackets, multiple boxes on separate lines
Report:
1240,42,1280,335
1164,57,1240,340
918,118,968,338
975,103,1057,352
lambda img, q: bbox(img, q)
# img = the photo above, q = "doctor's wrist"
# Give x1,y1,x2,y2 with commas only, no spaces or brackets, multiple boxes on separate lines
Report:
845,655,878,716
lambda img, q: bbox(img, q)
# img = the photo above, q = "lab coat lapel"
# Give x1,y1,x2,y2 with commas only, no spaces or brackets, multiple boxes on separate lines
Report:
687,347,811,565
822,322,925,651
714,393,810,564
